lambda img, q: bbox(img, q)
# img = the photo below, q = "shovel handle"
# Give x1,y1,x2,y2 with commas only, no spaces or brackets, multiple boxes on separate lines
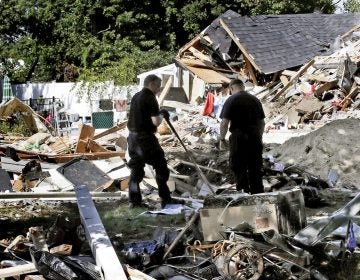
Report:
164,118,216,194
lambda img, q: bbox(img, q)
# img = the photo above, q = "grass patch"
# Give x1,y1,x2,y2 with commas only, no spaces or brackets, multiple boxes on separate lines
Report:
99,204,186,242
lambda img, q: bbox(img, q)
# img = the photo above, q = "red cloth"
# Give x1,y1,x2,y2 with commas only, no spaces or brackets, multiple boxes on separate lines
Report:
202,92,215,116
45,112,54,124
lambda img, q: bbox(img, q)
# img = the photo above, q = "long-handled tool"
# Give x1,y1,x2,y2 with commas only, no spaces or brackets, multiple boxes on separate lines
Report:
164,117,216,194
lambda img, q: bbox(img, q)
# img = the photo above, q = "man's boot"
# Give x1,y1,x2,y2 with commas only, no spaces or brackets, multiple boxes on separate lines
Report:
161,197,185,209
128,180,142,208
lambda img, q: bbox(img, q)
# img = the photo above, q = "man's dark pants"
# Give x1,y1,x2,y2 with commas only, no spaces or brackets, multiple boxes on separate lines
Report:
229,130,264,194
127,132,171,204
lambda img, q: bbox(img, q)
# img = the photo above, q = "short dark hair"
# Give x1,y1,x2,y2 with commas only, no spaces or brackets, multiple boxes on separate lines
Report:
144,74,161,87
229,79,244,88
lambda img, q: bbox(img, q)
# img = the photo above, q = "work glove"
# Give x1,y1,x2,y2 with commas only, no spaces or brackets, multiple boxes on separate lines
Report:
159,109,170,121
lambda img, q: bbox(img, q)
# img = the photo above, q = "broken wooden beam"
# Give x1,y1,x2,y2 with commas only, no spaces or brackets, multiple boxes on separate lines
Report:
0,263,37,278
74,185,127,280
188,46,212,62
158,76,173,106
279,75,289,87
127,266,157,280
162,211,200,261
75,124,95,153
270,59,315,101
93,121,128,140
341,82,359,111
86,139,109,152
313,80,338,97
24,275,46,280
244,56,258,86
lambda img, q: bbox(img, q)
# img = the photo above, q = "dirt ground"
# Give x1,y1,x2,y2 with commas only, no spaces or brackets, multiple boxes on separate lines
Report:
267,118,360,189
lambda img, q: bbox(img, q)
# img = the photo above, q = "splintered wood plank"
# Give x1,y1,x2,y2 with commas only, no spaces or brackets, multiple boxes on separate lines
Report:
314,81,337,96
158,76,173,106
87,139,108,152
127,266,157,280
0,264,37,278
178,35,201,55
75,140,89,153
341,82,358,111
313,80,338,96
49,244,72,256
270,59,315,101
25,276,46,280
244,57,258,86
341,24,360,39
93,121,127,140
75,185,127,280
75,124,95,153
49,151,125,162
281,70,297,77
189,46,212,62
280,75,289,87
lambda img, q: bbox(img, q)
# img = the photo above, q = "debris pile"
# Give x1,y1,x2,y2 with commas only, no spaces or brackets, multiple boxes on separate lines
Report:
1,10,360,280
268,118,360,189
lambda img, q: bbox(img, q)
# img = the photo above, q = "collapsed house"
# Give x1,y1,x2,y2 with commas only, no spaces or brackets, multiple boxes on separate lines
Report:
175,10,360,101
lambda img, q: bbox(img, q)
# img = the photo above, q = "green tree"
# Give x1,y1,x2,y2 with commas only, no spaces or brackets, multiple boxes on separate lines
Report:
241,0,335,15
344,0,360,12
0,0,336,85
173,0,335,39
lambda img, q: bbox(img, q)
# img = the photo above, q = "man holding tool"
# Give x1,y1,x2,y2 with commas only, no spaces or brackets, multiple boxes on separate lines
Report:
127,74,183,208
219,79,265,194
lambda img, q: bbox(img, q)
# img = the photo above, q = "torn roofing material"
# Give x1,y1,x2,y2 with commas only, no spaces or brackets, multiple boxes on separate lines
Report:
220,12,360,74
202,9,241,61
175,58,231,84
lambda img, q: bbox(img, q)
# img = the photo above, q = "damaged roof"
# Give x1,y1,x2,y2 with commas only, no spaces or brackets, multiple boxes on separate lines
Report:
220,12,360,74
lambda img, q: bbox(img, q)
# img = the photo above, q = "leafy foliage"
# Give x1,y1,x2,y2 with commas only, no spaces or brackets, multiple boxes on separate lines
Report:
344,0,360,12
0,0,335,88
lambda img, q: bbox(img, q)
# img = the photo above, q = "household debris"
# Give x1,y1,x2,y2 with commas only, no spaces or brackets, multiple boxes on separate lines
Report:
0,11,360,280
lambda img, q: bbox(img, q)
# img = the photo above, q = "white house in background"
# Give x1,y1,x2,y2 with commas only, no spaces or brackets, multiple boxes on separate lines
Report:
137,63,180,88
137,63,208,104
137,62,231,104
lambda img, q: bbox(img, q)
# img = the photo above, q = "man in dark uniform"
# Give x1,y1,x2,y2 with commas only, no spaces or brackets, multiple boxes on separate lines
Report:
219,79,265,194
127,74,181,208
